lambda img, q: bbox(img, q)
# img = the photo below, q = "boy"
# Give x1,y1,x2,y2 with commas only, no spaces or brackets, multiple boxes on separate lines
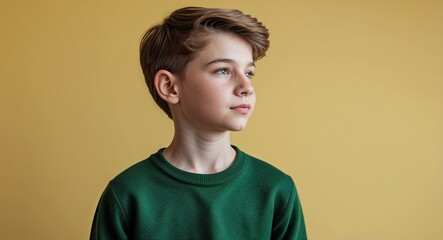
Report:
91,6,306,240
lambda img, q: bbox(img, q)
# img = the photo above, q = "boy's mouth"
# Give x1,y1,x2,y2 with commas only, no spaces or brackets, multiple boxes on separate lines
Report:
230,104,251,114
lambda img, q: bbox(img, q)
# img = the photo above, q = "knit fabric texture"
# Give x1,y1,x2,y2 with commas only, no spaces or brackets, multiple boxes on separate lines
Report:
91,146,307,239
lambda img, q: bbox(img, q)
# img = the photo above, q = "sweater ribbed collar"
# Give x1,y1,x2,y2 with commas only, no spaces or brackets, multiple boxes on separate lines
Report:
151,145,247,186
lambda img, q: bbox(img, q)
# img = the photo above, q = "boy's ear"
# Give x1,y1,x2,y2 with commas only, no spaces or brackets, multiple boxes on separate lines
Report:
154,69,179,104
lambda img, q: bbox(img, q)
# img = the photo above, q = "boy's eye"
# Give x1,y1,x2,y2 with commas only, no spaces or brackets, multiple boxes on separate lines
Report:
245,71,255,78
215,68,230,75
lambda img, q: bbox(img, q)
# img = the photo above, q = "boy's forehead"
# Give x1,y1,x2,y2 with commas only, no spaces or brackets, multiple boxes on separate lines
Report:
193,33,254,64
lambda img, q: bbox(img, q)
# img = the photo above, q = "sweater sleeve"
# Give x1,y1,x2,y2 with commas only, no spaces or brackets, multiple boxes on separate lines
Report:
90,183,130,240
272,178,307,240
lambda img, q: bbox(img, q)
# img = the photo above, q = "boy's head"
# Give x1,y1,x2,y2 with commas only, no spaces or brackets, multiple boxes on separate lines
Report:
140,7,270,119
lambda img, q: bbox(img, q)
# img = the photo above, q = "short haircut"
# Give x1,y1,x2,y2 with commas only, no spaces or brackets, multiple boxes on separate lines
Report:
140,6,270,118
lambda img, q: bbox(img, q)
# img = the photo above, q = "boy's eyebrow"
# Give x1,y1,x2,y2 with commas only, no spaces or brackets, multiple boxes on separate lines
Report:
205,58,255,67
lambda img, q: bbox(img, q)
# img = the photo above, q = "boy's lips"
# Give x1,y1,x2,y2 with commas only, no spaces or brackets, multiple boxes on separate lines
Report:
230,104,251,114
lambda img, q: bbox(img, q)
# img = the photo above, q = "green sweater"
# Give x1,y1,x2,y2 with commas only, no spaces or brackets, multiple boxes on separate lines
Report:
91,146,306,239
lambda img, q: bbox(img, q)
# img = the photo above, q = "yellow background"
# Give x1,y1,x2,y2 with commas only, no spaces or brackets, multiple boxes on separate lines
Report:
1,0,442,239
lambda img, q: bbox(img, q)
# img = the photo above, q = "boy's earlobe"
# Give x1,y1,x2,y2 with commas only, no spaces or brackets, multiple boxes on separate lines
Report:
154,69,179,104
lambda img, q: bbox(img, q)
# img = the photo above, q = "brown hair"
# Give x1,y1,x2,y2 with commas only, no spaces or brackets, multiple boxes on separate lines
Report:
140,6,270,118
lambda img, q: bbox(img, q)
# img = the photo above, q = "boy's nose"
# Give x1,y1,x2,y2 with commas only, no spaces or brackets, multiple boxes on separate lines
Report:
239,86,254,96
234,74,254,96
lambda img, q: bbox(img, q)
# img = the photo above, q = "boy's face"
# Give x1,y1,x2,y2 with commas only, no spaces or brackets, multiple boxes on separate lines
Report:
173,32,256,132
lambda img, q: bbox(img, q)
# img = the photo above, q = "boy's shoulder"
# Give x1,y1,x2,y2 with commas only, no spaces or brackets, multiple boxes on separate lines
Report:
107,149,163,190
243,150,295,187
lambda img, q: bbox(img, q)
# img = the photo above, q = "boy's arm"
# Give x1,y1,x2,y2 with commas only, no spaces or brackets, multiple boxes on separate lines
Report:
90,184,130,240
272,178,307,240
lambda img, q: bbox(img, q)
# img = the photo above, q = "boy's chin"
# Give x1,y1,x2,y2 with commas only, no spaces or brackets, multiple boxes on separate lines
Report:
228,122,249,132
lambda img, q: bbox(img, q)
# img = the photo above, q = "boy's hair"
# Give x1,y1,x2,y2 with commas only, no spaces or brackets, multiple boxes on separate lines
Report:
139,6,270,118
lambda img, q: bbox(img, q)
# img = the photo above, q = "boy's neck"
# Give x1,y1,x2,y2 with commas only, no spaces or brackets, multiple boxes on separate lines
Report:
162,128,236,174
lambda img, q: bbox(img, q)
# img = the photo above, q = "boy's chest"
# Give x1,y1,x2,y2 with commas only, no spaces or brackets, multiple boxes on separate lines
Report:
129,184,276,240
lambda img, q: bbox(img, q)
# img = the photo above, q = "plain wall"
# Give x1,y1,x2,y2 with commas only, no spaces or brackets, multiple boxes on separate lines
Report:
1,0,442,239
